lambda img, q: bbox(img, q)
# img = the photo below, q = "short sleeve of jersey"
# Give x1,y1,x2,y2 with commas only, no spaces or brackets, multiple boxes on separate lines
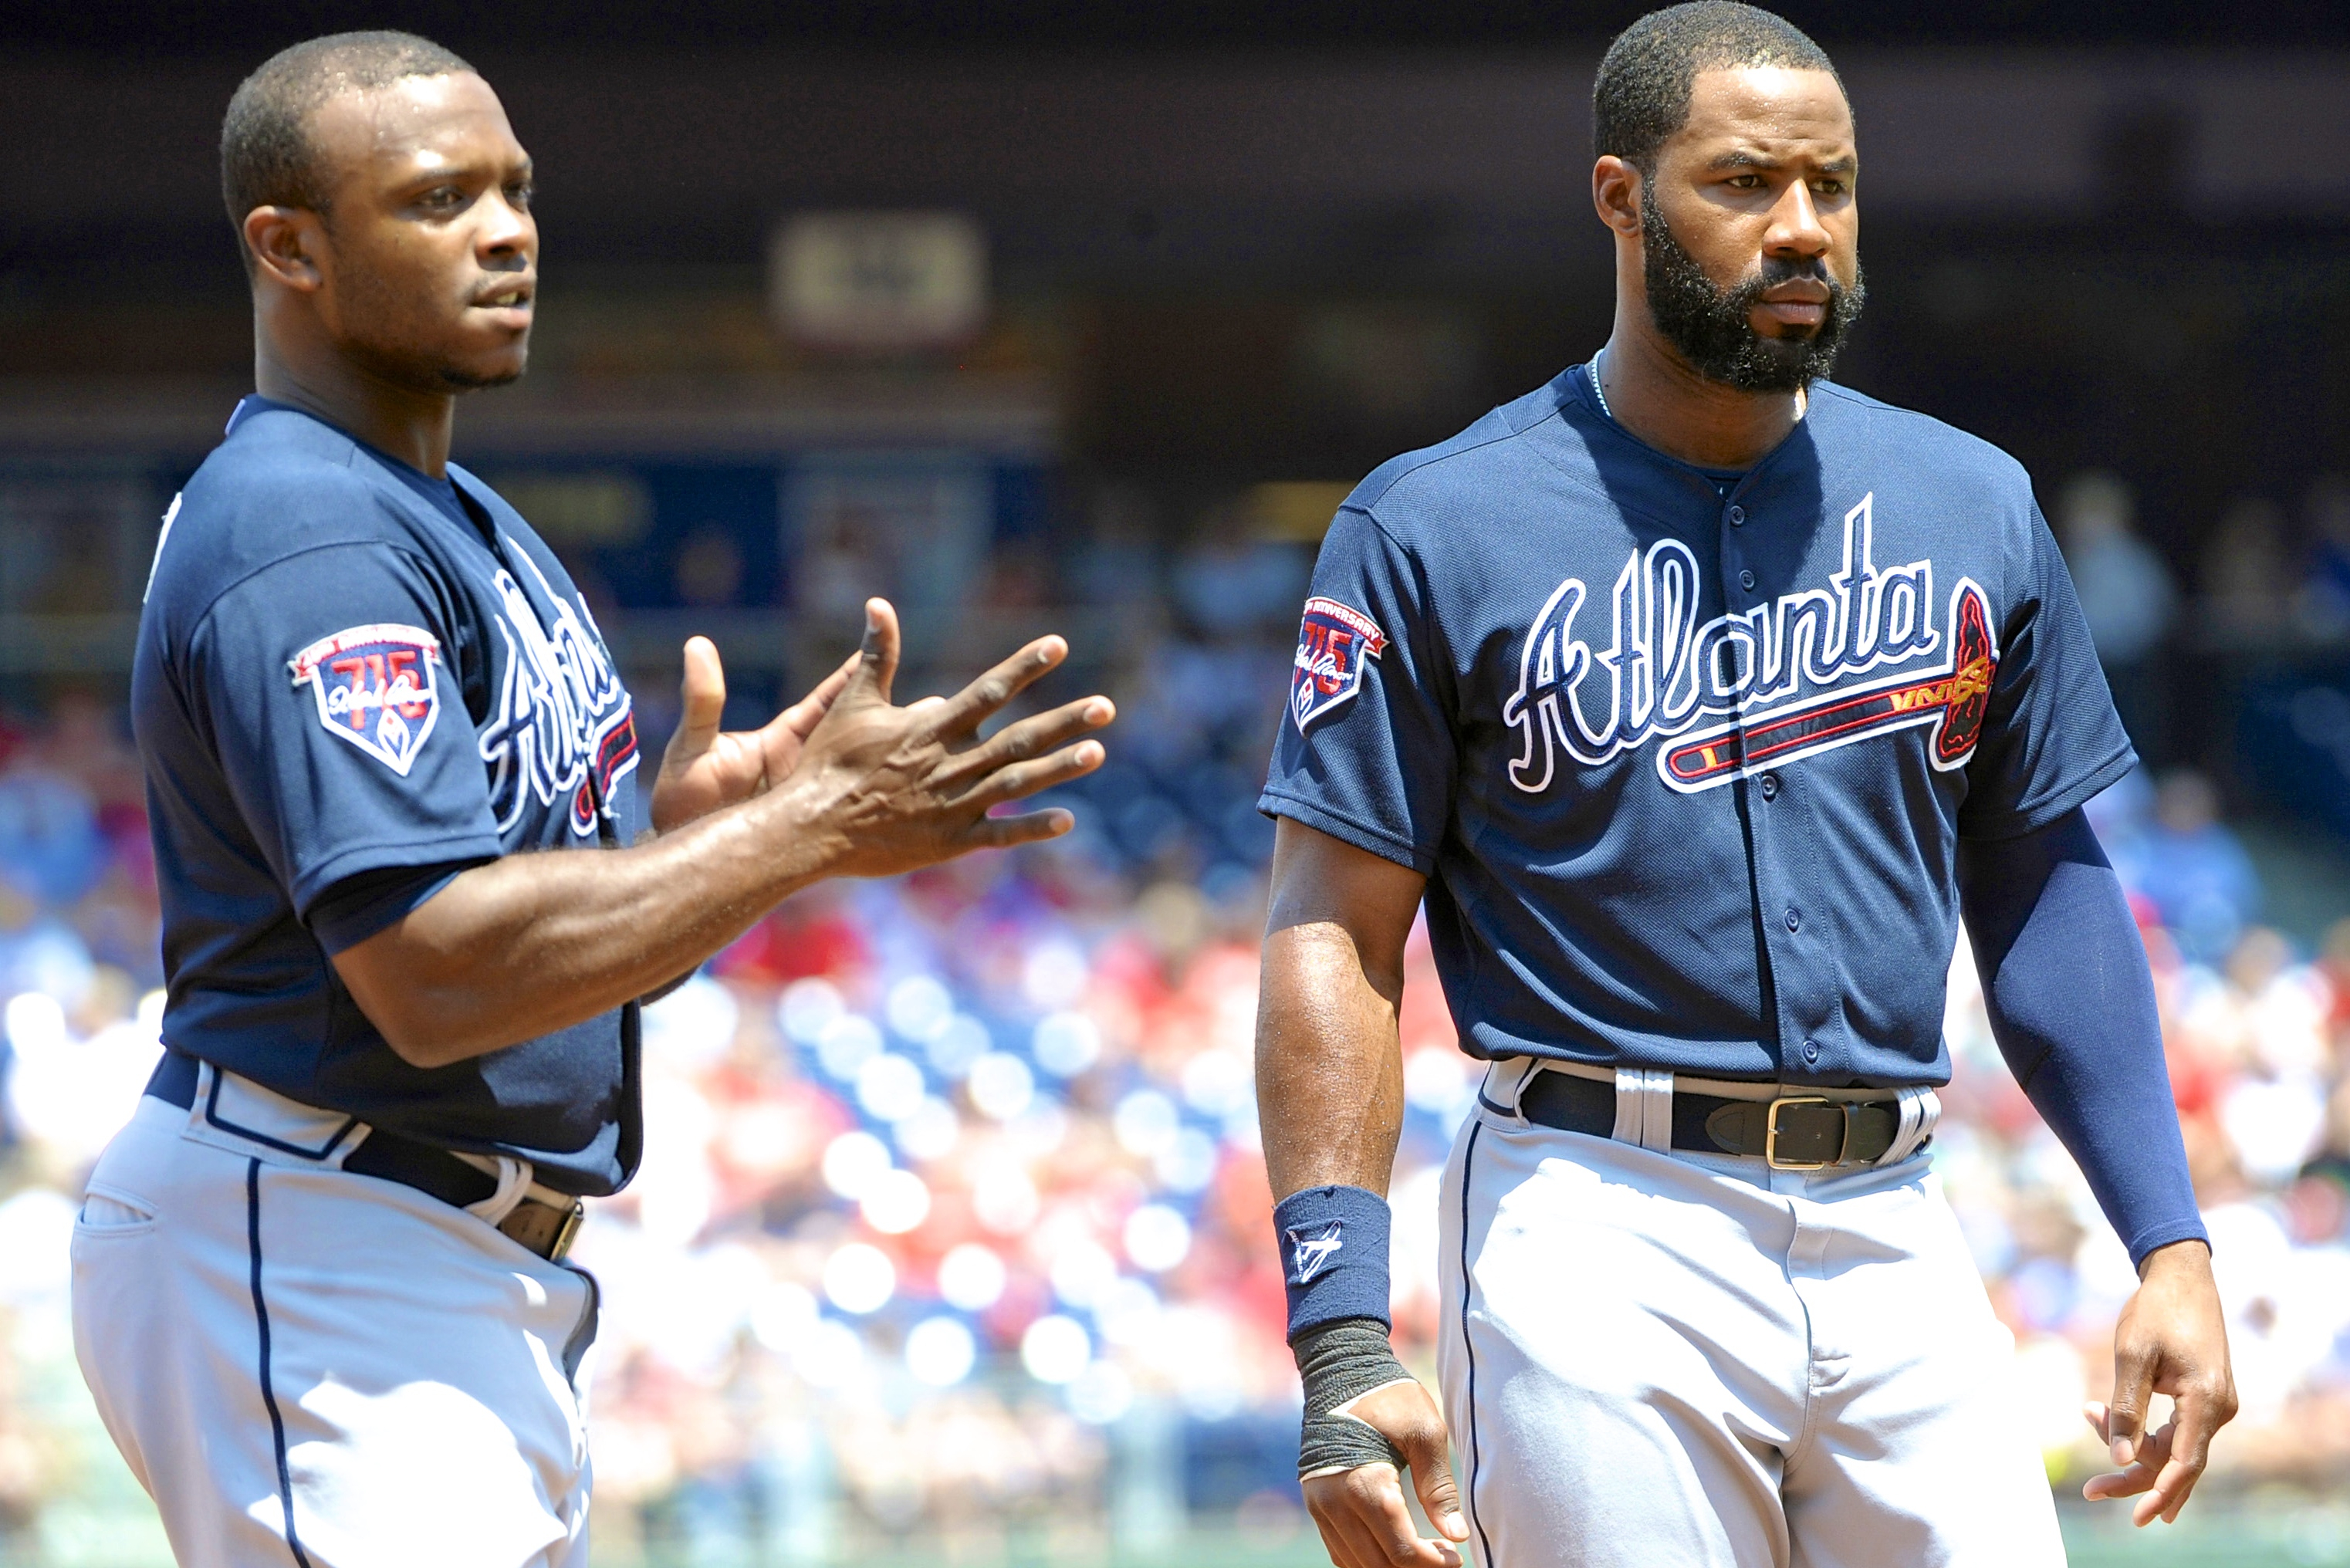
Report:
1957,503,2137,840
185,542,506,919
1259,507,1457,872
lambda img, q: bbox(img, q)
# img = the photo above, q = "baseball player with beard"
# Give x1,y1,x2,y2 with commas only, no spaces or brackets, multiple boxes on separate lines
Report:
1256,6,2236,1566
72,32,1112,1567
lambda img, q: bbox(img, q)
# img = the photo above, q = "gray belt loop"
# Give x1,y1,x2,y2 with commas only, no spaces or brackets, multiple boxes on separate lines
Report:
1479,1058,1539,1124
1879,1086,1942,1164
1611,1068,1675,1152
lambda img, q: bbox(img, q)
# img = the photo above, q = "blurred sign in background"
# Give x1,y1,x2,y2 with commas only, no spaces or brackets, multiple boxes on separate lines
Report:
2,2,2349,1565
772,212,990,351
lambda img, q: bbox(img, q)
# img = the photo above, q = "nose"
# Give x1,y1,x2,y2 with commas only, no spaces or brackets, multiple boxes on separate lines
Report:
478,188,535,264
1763,181,1831,264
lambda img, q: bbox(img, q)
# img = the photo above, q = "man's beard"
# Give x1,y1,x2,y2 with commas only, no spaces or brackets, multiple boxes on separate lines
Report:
1640,188,1864,393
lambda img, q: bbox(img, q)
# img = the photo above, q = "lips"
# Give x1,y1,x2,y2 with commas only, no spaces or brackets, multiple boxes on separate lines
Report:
469,279,536,312
1755,281,1829,328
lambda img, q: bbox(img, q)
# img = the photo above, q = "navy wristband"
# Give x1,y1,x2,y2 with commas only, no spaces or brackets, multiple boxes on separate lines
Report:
1273,1184,1393,1342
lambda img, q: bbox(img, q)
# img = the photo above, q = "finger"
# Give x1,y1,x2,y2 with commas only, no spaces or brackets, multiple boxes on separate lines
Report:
1305,1478,1387,1568
1350,1465,1461,1568
1324,1503,1395,1568
2145,1468,2189,1527
958,807,1076,851
665,637,726,763
1334,1504,1400,1568
1307,1485,1372,1568
2081,1401,2149,1502
2129,1421,2178,1524
2085,1418,2170,1505
957,741,1107,809
2152,1390,2223,1525
939,696,1115,781
1308,1510,1356,1568
847,599,899,705
921,636,1070,738
1395,1417,1470,1544
776,650,861,738
2105,1331,2159,1469
2083,1466,2157,1503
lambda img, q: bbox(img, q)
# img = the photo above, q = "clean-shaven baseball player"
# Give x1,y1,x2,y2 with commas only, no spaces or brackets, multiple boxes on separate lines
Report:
1256,6,2236,1566
72,32,1113,1567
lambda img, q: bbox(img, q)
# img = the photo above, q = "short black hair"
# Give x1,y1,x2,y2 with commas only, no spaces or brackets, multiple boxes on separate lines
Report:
1593,2,1841,174
220,30,474,231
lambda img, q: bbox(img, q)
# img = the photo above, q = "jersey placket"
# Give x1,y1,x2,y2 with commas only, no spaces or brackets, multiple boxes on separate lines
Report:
1719,486,1842,1083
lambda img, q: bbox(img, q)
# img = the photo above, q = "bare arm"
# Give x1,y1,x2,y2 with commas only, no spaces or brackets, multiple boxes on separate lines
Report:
1257,819,1427,1199
1258,819,1469,1568
334,600,1112,1067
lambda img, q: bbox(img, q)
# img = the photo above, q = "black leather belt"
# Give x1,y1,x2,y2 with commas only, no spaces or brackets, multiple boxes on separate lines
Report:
147,1051,584,1261
1517,1068,1908,1169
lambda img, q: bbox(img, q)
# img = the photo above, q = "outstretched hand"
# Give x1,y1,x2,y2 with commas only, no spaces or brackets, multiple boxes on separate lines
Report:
781,599,1114,877
1303,1379,1469,1568
650,636,861,833
2080,1239,2236,1526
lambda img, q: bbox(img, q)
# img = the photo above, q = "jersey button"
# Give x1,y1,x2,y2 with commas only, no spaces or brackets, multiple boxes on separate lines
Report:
1784,907,1801,932
1738,569,1757,591
1758,773,1779,800
1802,1039,1820,1064
1728,505,1746,526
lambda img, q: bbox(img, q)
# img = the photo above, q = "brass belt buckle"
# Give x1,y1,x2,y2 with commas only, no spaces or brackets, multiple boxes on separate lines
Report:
547,1199,584,1263
499,1195,587,1262
1764,1095,1843,1170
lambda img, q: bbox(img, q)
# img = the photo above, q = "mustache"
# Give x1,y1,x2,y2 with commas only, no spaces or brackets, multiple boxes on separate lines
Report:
1731,255,1845,302
1638,189,1864,394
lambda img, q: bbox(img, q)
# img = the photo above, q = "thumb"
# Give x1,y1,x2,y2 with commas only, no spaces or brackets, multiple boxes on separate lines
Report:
847,598,900,705
1397,1410,1469,1543
668,636,726,760
2107,1332,2159,1467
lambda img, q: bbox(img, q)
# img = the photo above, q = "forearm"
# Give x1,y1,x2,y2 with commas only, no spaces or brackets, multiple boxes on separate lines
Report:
1959,811,2206,1267
1256,921,1409,1201
336,605,1111,1069
1255,827,1471,1535
342,782,841,1064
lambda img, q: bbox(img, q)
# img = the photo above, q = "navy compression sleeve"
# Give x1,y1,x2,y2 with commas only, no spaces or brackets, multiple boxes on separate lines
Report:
1956,807,2208,1269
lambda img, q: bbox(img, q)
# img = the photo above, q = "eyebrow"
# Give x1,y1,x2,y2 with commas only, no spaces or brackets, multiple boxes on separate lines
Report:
1708,148,1857,175
391,157,533,188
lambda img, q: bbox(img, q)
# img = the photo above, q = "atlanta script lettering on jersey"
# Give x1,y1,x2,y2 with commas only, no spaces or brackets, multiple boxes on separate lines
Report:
1502,493,1999,795
478,547,640,836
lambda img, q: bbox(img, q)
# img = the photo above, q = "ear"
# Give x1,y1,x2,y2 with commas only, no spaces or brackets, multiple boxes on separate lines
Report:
243,206,329,292
1591,155,1645,241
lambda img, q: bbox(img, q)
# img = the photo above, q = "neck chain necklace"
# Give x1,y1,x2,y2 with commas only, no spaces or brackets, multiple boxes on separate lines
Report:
1588,347,1810,426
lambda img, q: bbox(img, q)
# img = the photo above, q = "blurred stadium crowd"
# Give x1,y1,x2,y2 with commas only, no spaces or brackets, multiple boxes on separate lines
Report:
0,509,2344,1563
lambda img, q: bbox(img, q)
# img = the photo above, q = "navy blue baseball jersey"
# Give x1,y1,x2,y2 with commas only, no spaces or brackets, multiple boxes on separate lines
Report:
1261,363,2134,1088
134,398,645,1194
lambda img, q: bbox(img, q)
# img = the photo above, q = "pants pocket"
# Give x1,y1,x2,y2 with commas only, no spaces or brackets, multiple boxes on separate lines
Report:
74,1188,158,1236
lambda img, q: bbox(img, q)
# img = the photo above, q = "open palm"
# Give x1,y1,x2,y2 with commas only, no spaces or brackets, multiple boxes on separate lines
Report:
649,636,859,833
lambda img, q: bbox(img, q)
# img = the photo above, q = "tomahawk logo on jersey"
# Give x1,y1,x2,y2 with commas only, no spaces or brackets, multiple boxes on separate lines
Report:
1658,582,1996,789
1498,495,2000,793
1260,367,2134,1089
